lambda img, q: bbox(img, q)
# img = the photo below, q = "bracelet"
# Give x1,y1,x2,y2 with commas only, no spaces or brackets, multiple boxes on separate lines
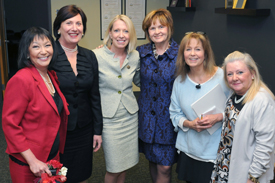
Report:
248,173,259,183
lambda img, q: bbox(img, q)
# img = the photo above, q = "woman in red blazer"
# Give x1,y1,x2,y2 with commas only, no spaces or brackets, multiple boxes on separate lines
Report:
2,27,69,183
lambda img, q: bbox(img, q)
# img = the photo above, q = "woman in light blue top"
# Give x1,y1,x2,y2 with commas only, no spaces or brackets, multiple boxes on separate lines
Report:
93,15,140,183
169,32,231,183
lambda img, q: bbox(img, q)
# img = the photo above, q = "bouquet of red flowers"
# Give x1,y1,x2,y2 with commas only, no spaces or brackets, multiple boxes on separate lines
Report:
34,160,67,183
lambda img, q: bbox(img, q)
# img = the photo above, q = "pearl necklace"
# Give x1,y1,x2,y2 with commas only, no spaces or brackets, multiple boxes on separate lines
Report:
234,92,247,104
60,44,78,53
39,72,55,96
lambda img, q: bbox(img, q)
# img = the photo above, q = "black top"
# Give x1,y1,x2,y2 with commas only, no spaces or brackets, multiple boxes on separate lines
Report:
50,41,103,134
232,93,245,111
47,91,63,160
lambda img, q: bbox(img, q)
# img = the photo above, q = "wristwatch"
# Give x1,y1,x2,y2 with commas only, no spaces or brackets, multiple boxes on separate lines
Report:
248,173,259,183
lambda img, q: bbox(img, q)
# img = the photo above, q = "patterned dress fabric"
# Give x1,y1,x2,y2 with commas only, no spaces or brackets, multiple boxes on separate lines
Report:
210,97,240,182
136,39,178,165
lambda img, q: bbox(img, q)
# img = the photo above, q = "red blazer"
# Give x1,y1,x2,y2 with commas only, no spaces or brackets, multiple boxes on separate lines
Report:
2,65,69,163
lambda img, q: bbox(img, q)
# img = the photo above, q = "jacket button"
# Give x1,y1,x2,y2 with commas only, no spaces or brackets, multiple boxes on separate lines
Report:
118,75,122,79
118,91,121,94
73,93,78,97
153,97,157,101
74,81,79,87
154,83,157,87
151,110,156,115
73,104,78,108
154,69,158,73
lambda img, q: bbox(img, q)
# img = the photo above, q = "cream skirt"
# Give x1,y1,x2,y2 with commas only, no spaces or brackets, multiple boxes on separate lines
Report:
102,101,139,173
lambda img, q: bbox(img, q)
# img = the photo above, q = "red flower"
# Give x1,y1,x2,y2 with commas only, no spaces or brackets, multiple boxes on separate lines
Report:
47,160,63,169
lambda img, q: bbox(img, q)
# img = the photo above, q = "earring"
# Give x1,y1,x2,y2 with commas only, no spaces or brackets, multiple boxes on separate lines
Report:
27,56,30,60
58,30,60,35
252,76,255,80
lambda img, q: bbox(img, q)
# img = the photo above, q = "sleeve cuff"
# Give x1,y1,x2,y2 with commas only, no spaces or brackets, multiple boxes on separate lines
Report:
178,117,189,132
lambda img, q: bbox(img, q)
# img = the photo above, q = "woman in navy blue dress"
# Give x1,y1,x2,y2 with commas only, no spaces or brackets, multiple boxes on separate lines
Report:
136,8,178,183
51,5,103,183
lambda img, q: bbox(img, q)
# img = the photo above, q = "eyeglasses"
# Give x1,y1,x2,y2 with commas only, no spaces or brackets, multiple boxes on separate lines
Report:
185,31,206,35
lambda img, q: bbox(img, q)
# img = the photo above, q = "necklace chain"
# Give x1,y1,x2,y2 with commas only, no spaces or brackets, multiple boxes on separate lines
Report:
234,92,247,104
60,44,78,53
39,72,55,96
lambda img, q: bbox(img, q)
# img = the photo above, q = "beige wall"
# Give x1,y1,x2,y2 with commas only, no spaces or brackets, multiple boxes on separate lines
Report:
51,0,169,91
51,0,169,49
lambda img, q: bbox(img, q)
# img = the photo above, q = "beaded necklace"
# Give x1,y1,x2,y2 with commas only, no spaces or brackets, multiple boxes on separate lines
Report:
39,72,55,96
152,41,171,59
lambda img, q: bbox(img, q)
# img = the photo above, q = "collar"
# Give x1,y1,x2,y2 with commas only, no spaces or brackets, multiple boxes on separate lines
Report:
139,39,178,60
103,45,130,59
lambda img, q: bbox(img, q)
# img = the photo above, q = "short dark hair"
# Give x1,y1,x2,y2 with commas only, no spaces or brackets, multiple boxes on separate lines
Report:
18,27,56,69
53,5,87,40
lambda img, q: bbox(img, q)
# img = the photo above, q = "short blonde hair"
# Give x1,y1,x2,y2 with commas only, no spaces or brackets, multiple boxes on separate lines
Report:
176,32,216,81
103,14,137,53
142,8,173,42
223,51,275,103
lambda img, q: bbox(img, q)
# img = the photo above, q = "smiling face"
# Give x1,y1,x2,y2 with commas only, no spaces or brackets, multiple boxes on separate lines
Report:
226,60,254,95
184,38,205,69
29,36,53,72
58,14,83,47
109,19,130,51
148,18,168,45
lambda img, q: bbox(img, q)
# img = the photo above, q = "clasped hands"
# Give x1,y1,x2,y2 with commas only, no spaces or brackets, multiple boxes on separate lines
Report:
184,113,222,132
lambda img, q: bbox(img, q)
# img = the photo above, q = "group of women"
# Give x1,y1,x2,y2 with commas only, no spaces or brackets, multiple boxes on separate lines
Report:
2,4,275,183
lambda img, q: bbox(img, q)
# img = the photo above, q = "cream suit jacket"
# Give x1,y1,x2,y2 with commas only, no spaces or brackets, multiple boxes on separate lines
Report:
93,45,140,118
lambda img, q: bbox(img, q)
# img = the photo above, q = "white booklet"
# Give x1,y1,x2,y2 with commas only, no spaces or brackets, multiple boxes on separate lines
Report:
191,84,227,135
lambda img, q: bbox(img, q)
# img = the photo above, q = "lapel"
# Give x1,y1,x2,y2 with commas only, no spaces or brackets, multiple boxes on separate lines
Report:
48,70,70,116
28,66,59,115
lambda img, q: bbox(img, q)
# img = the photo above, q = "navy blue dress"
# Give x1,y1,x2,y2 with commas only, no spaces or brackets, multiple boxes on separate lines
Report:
136,39,178,165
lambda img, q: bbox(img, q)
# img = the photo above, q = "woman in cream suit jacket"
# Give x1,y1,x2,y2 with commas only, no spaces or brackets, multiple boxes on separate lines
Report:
93,15,140,183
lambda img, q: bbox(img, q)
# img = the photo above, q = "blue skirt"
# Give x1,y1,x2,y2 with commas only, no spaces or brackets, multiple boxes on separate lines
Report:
139,139,177,166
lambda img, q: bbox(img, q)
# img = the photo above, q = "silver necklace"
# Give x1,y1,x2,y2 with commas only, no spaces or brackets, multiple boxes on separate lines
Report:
39,72,55,95
234,92,247,104
60,44,78,53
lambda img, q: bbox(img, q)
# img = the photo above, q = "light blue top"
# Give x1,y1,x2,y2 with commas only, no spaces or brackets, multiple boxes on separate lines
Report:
169,67,231,160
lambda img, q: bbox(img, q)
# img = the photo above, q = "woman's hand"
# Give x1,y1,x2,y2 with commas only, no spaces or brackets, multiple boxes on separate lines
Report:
93,135,102,152
184,118,209,132
21,149,51,177
197,113,223,128
95,45,104,49
247,179,253,183
29,158,51,177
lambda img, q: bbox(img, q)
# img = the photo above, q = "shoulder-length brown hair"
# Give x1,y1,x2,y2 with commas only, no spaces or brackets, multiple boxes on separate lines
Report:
142,8,173,42
176,32,216,82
